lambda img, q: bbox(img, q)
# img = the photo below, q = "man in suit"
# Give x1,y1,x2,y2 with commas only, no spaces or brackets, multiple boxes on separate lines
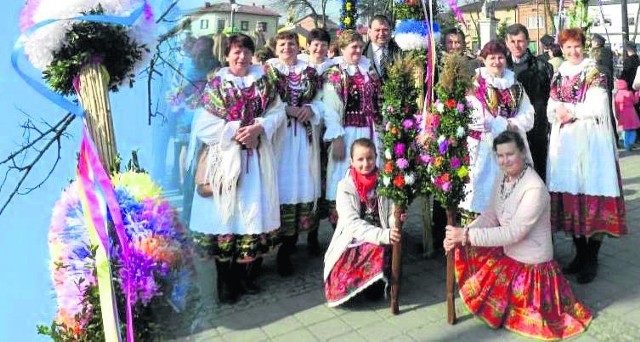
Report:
505,24,554,183
363,14,401,81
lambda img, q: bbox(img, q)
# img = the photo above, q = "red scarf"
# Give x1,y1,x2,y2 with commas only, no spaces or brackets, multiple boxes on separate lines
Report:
350,167,378,205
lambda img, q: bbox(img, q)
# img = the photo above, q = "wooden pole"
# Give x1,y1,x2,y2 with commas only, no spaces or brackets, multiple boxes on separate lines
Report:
390,206,404,314
76,63,118,173
446,208,457,325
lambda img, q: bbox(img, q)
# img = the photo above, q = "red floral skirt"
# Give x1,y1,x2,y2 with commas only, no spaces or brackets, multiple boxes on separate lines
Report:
455,246,592,340
325,242,386,307
550,192,626,237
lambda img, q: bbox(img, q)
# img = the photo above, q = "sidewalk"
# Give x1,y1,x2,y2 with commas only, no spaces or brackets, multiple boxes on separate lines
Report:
168,150,640,342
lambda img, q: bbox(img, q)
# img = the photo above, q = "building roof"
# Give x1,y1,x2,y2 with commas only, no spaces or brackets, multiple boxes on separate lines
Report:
192,2,281,17
458,0,530,13
295,14,340,30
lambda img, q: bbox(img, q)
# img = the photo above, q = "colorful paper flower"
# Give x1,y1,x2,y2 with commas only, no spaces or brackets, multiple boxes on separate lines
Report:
394,143,406,156
450,157,461,170
393,175,405,188
402,119,414,130
405,173,415,185
396,158,409,169
438,139,449,155
384,161,394,173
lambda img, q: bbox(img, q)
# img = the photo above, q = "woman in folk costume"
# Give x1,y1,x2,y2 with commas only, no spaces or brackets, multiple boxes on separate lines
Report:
266,30,323,276
322,30,382,229
297,28,336,255
445,131,592,340
167,36,220,225
460,40,534,216
189,34,285,304
324,138,400,307
547,28,626,284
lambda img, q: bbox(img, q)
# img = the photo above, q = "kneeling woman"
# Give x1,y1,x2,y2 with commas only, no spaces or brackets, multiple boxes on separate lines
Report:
323,138,400,307
444,131,592,340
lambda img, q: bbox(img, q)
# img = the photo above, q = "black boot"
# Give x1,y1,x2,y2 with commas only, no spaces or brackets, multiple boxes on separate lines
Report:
277,235,296,277
215,260,239,304
240,258,262,294
578,239,602,284
563,236,587,274
307,229,322,257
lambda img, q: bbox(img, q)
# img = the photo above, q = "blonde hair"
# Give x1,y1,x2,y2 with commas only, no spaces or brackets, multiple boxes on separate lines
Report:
338,30,364,50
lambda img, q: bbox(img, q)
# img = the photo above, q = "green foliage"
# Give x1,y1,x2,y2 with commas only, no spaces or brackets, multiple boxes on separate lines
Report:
420,53,475,208
394,2,425,21
43,5,148,95
496,20,508,42
378,52,426,210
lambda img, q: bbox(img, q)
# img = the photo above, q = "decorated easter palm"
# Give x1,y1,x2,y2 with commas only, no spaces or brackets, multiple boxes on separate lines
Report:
17,1,195,340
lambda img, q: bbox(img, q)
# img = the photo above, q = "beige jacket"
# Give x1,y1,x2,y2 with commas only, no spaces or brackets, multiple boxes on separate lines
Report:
467,167,553,265
323,173,396,281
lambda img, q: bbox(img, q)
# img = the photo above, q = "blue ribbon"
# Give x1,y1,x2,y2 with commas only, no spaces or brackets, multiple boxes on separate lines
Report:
11,4,147,118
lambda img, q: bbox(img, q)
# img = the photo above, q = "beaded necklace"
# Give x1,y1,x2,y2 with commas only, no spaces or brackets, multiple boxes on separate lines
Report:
499,165,528,201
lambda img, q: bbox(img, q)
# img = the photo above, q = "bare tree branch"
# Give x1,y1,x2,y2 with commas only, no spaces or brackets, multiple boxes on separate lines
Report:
0,113,75,217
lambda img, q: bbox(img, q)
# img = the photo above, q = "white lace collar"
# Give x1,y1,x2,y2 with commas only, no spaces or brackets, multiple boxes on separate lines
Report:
477,67,515,89
298,53,335,73
333,56,372,76
266,57,309,74
217,65,265,88
557,58,596,77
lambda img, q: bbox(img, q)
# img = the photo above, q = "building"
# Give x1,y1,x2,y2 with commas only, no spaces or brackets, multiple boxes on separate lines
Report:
586,0,640,51
188,1,280,40
459,0,528,52
279,14,340,47
516,1,560,53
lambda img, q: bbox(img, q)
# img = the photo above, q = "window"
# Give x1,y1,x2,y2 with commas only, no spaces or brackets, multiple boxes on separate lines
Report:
241,21,249,31
526,15,543,29
200,19,209,30
257,22,268,33
217,19,225,33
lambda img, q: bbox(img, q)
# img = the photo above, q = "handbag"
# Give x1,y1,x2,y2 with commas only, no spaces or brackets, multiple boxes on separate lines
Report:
195,144,213,197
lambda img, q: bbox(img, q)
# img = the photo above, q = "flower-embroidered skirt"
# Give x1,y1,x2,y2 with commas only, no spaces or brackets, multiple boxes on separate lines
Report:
455,245,592,340
191,231,280,263
325,242,388,307
550,192,626,238
280,202,318,236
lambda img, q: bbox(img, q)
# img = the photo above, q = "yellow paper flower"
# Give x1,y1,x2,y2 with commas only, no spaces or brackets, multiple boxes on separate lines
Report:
344,17,351,25
112,171,163,201
457,166,469,178
346,2,352,11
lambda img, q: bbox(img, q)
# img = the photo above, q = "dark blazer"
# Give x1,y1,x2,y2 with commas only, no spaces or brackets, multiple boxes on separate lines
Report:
363,38,402,81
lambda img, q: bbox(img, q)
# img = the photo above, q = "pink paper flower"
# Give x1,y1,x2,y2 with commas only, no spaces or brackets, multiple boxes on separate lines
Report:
396,158,409,169
394,143,406,156
402,119,414,130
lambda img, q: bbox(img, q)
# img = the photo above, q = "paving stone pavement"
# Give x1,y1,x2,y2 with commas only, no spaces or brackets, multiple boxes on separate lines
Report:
165,150,640,342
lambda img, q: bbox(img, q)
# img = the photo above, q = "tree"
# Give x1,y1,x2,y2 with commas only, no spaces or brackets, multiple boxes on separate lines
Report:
357,0,388,27
496,20,508,42
269,0,330,28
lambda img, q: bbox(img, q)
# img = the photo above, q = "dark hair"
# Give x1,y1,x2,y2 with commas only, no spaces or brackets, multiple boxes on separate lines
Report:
625,41,637,53
479,40,508,59
191,36,214,58
275,30,299,46
505,23,530,41
224,34,255,56
328,41,340,56
350,138,377,158
550,43,563,57
253,47,274,64
308,28,331,45
369,14,391,28
493,130,525,152
559,28,586,47
441,28,466,47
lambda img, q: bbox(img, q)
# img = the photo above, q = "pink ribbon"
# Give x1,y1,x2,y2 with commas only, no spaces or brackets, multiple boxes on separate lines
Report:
78,124,134,342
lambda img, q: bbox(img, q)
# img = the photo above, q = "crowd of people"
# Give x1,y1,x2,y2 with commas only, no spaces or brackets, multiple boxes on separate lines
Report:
167,15,632,340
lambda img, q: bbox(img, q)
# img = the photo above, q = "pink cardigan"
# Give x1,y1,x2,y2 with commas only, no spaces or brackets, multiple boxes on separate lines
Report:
614,79,640,130
467,167,553,265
